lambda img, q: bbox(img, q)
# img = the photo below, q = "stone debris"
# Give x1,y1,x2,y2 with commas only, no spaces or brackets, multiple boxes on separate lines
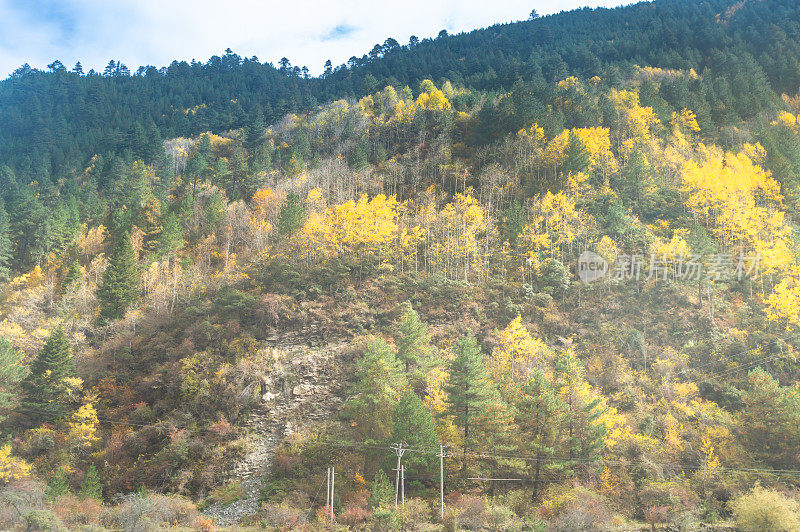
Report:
204,342,347,526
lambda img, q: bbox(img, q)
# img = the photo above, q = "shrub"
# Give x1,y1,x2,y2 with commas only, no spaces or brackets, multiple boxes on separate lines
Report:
195,515,215,531
731,485,800,532
497,489,534,519
450,495,487,530
486,504,521,531
23,509,66,531
0,481,47,530
206,480,245,506
340,489,372,528
369,506,400,532
101,492,198,530
261,502,308,531
53,494,103,528
398,498,431,530
538,486,613,532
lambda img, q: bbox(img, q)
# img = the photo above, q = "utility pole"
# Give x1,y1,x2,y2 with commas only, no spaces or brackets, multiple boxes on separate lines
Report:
331,466,335,521
401,464,405,508
392,442,406,508
326,466,330,510
439,445,445,519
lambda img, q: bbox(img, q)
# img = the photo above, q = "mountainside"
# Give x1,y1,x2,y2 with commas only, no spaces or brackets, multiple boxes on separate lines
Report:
5,0,800,530
3,0,800,181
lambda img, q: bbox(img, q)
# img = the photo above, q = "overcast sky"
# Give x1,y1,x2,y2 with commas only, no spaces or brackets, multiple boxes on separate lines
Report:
0,0,633,79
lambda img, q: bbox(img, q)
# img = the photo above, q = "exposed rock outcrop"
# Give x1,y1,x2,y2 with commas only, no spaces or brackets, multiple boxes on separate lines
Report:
204,342,347,525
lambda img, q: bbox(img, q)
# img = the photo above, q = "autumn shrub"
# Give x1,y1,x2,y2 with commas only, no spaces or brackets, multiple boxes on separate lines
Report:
497,489,534,519
195,515,216,531
340,489,372,528
731,485,800,531
638,480,700,528
0,481,47,530
17,427,56,458
398,497,431,530
369,506,401,532
53,494,103,527
206,480,245,506
538,485,613,531
23,509,66,531
100,492,198,530
485,504,521,531
449,495,487,530
261,502,308,531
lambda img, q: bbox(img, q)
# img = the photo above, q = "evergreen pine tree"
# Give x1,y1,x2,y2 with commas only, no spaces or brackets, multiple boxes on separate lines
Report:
562,131,591,176
79,464,103,501
553,352,606,465
157,211,185,256
277,192,307,237
516,369,566,500
391,389,439,471
395,302,437,395
367,469,394,509
443,333,493,447
349,138,370,171
18,327,77,424
0,338,26,424
60,256,83,295
343,339,406,442
97,231,140,323
46,470,70,500
0,199,12,281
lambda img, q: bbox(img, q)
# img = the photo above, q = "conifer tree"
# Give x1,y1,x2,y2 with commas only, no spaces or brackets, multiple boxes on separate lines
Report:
395,302,436,394
18,327,77,424
0,199,12,281
553,352,606,464
391,389,439,471
516,369,566,500
344,339,406,442
157,211,185,256
738,368,800,469
79,464,103,501
46,470,70,500
368,469,394,509
0,338,26,423
60,256,83,295
443,333,493,447
97,231,140,323
277,192,307,237
562,131,591,176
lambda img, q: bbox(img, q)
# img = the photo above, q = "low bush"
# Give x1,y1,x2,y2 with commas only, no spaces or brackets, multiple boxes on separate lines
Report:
731,485,800,532
261,502,308,531
538,485,613,531
398,498,431,530
53,494,103,528
100,492,198,530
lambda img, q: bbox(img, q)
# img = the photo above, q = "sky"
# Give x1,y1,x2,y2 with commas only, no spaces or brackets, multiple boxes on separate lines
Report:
0,0,632,79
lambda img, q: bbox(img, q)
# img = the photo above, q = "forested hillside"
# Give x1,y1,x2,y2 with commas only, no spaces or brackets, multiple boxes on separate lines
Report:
3,0,800,181
4,0,800,530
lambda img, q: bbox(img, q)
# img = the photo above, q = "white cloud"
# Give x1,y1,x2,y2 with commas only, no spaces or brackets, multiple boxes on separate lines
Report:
0,0,631,78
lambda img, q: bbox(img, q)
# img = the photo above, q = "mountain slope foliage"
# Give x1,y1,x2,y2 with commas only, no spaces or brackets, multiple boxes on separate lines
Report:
3,0,800,181
3,0,800,529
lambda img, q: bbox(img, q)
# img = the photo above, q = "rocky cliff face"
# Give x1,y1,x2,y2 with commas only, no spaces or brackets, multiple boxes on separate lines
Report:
204,342,348,525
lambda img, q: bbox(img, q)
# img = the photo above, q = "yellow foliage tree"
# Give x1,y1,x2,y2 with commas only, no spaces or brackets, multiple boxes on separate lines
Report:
0,444,31,484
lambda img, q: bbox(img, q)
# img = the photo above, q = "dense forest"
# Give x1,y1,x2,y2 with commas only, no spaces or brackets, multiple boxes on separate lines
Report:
4,0,800,182
5,0,800,530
